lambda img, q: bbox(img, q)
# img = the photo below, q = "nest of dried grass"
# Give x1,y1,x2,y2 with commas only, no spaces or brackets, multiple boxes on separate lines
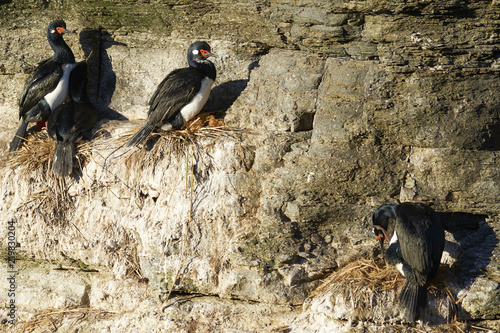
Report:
308,257,486,331
6,131,56,174
101,112,225,144
310,257,457,300
309,257,405,300
125,113,226,151
6,131,91,178
88,113,232,187
14,306,116,332
7,113,227,175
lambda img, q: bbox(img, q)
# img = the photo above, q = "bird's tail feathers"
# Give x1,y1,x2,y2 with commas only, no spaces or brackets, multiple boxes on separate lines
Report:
398,280,427,323
126,123,155,147
52,141,75,177
9,121,29,152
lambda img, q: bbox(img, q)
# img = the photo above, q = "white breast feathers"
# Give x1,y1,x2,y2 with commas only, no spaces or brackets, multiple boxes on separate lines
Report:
44,63,76,111
179,77,214,122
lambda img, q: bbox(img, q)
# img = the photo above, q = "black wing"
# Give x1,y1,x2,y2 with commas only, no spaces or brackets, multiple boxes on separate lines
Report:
395,203,437,286
147,67,204,125
19,59,63,118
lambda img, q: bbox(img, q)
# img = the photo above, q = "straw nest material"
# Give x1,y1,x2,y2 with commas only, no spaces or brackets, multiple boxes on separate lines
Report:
127,113,226,153
90,113,231,186
309,257,405,300
5,113,227,176
6,131,88,177
309,256,458,301
306,256,488,331
13,306,116,332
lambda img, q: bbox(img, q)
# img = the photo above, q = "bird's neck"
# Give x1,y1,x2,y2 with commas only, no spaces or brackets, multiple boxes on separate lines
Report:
189,59,216,80
49,37,76,64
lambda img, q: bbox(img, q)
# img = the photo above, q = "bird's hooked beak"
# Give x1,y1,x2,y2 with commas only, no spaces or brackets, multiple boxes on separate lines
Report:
56,27,75,35
373,225,391,257
378,236,385,256
373,225,391,244
200,49,215,58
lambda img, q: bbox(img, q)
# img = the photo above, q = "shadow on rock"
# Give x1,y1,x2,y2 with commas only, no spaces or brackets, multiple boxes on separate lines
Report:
439,212,499,320
203,79,248,115
482,122,500,150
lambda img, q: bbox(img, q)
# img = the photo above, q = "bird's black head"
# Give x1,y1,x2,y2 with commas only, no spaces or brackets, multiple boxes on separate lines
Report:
46,20,75,63
186,41,216,80
372,204,398,246
187,41,213,62
47,20,72,39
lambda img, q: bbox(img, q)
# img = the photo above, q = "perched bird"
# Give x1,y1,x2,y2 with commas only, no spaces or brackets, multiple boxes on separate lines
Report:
10,20,76,152
126,41,216,147
47,60,98,177
372,202,445,323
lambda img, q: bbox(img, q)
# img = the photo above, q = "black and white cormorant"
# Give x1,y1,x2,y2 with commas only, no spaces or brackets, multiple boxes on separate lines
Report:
372,202,445,323
9,20,76,152
126,41,216,147
47,60,98,177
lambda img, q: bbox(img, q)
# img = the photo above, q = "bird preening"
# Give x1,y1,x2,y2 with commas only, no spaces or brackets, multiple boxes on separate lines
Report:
372,202,445,323
126,41,216,147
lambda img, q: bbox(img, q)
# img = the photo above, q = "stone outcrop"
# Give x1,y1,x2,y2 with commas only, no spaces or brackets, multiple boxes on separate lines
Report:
0,0,499,331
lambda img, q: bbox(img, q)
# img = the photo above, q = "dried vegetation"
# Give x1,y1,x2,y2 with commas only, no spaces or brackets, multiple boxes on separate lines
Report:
12,307,116,332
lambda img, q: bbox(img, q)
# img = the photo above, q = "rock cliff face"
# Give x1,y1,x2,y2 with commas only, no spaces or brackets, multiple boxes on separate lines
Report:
0,0,499,332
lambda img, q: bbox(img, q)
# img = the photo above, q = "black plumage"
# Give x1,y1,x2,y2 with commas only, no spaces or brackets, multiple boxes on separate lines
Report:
68,59,89,104
372,202,445,323
10,20,76,152
47,61,98,177
127,41,216,147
